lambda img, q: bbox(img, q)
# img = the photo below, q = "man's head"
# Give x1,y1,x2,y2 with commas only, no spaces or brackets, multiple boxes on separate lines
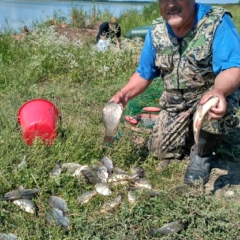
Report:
109,17,118,31
159,0,196,30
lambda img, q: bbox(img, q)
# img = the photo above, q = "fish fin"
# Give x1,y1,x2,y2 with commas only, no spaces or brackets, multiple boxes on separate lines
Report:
104,136,113,144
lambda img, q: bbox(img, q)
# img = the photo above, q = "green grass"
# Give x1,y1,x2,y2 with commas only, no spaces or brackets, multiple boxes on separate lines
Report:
0,2,240,239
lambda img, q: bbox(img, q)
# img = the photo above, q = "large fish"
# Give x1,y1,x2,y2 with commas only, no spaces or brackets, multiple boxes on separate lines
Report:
102,101,123,143
193,97,219,147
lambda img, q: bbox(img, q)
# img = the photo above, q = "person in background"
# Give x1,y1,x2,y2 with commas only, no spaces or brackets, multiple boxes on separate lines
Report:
109,0,240,186
96,17,121,49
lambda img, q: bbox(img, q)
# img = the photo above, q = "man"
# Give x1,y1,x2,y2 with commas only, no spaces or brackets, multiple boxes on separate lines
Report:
110,0,240,186
96,17,121,49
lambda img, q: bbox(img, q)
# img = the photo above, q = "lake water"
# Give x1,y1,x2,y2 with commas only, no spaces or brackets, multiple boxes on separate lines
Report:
0,0,238,33
0,0,149,33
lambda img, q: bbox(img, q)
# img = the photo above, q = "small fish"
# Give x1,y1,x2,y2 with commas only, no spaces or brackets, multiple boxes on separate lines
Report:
77,190,98,204
80,166,99,184
49,163,62,178
102,101,123,143
108,172,139,183
100,156,114,174
193,97,219,147
130,166,146,178
12,199,37,214
150,220,188,236
17,155,27,170
127,191,137,204
95,183,112,196
61,163,83,175
95,164,108,183
4,188,40,200
0,234,17,240
46,207,70,231
100,195,122,213
133,178,152,189
48,196,69,216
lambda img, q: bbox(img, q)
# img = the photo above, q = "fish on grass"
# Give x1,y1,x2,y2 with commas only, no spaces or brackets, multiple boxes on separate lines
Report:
46,207,70,232
102,101,123,144
12,199,37,214
100,195,122,213
4,188,40,200
48,196,69,216
100,156,114,174
0,233,17,240
77,190,98,204
95,183,112,196
150,220,188,236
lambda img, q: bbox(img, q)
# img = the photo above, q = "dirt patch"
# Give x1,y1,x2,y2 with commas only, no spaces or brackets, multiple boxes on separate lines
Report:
54,26,99,44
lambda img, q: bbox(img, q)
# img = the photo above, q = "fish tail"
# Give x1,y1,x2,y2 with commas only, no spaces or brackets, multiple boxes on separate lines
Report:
104,136,113,144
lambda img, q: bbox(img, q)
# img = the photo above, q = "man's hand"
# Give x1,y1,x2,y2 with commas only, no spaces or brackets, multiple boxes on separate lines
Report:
200,88,226,120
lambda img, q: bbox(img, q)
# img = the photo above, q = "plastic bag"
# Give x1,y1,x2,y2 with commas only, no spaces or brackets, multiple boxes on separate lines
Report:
96,39,110,52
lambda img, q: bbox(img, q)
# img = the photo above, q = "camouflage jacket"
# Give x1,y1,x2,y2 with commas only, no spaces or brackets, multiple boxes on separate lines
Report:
152,7,230,91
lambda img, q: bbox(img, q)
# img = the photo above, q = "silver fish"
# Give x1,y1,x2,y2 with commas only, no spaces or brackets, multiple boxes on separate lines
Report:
150,220,188,235
49,163,62,178
108,172,139,183
61,163,83,175
46,207,70,231
95,164,108,183
48,196,69,216
130,166,146,178
132,178,152,189
95,183,112,196
77,190,98,204
100,156,114,174
127,191,137,204
193,97,219,148
17,155,27,170
100,195,122,213
12,199,37,214
0,234,17,240
80,166,99,184
4,188,40,200
102,101,123,143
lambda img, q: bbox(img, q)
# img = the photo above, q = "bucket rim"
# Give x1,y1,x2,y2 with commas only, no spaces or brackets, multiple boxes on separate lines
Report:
17,98,59,120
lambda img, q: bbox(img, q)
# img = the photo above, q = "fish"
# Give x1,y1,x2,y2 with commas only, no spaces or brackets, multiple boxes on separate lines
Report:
0,233,17,240
107,172,139,183
102,101,123,143
193,97,219,147
12,199,37,214
49,163,62,178
100,156,114,174
80,166,99,185
100,195,122,213
150,220,188,236
46,207,70,231
132,178,152,189
127,191,137,204
17,155,27,170
4,188,40,200
95,183,112,196
48,196,69,216
95,164,109,183
61,163,83,175
77,190,98,204
130,166,146,178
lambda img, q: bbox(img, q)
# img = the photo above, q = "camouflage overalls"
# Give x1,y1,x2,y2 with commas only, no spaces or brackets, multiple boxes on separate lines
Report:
148,7,240,159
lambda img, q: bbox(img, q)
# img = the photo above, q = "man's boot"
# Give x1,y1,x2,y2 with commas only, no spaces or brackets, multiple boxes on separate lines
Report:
184,130,225,186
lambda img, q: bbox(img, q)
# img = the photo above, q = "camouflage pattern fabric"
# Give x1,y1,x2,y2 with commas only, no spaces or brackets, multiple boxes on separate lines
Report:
151,7,229,90
148,88,240,160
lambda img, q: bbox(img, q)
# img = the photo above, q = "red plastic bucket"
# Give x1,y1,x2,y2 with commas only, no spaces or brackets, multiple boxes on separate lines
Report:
17,99,60,146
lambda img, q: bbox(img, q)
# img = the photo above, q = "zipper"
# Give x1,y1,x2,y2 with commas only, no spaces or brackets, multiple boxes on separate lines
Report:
177,38,182,90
